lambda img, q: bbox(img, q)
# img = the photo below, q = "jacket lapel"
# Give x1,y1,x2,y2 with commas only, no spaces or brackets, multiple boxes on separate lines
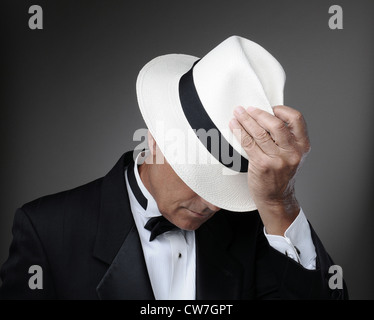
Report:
93,151,155,300
92,151,242,300
195,211,243,299
96,224,154,299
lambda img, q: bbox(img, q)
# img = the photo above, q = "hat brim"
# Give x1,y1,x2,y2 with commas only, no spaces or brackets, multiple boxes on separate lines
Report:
136,54,256,212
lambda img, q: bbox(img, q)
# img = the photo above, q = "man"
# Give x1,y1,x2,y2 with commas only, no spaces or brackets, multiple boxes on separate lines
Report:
0,36,347,299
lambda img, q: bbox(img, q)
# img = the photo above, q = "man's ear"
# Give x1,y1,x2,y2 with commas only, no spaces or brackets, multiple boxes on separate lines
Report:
147,130,157,156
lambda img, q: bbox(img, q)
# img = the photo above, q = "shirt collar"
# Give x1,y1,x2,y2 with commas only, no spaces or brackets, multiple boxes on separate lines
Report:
126,151,161,218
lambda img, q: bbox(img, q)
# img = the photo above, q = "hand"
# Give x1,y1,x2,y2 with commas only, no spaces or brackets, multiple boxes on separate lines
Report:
229,105,311,235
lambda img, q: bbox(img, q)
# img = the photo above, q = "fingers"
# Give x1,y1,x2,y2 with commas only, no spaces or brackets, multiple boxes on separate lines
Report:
273,105,311,152
229,105,311,161
232,106,279,156
245,106,294,149
229,118,264,161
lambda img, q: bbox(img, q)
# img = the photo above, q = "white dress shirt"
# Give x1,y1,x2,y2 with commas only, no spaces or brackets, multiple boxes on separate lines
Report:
125,151,317,300
125,152,196,300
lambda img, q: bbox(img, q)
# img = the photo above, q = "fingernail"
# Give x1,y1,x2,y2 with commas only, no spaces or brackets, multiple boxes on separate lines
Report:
234,106,245,115
246,106,257,113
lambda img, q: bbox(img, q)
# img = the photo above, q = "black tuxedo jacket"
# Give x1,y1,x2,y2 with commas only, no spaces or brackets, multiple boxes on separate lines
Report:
0,151,347,299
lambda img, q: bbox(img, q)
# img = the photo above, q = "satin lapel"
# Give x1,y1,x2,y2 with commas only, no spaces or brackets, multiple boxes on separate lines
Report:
93,151,135,264
96,225,155,300
93,151,154,300
195,211,243,300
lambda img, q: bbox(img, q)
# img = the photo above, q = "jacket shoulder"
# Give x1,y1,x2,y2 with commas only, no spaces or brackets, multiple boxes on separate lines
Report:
19,178,104,252
22,178,102,218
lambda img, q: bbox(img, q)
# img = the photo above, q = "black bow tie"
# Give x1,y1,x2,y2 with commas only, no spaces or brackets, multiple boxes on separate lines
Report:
144,216,178,241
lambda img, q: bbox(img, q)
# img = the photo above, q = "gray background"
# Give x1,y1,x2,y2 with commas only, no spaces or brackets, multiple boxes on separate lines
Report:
1,0,373,299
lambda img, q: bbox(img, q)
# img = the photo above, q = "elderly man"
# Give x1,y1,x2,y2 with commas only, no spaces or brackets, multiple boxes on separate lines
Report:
0,36,347,300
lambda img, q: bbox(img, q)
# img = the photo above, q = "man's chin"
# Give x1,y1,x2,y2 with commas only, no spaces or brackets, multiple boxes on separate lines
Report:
174,210,216,231
178,222,203,231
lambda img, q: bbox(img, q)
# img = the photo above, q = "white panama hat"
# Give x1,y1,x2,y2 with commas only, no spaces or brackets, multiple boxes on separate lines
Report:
136,35,285,212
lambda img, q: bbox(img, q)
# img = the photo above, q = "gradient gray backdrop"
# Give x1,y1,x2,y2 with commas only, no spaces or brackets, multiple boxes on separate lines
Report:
1,0,373,299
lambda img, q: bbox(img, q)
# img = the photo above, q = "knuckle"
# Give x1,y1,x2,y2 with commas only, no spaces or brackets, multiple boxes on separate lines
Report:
255,157,273,173
256,161,270,174
241,135,254,149
292,110,304,123
273,158,286,171
288,152,302,167
286,134,295,146
274,120,287,133
255,129,271,143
